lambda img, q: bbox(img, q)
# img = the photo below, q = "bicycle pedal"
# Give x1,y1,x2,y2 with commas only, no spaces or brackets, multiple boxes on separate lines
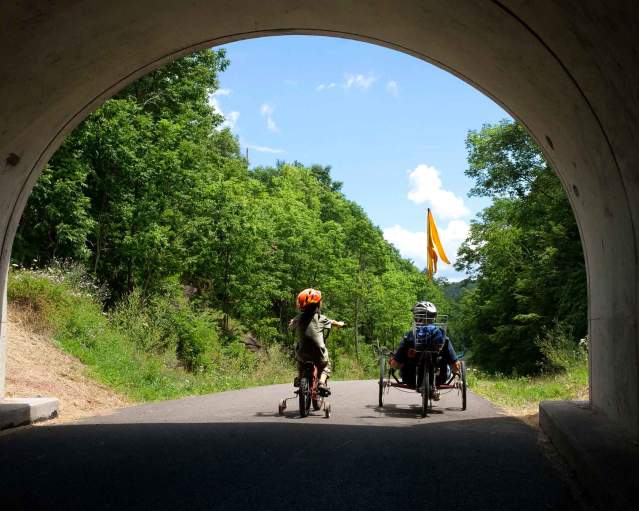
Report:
318,387,331,397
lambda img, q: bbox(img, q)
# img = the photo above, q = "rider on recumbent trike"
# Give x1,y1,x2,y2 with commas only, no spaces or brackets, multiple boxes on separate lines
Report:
389,301,461,400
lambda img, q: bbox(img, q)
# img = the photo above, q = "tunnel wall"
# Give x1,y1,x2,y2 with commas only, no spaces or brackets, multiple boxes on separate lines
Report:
1,1,638,437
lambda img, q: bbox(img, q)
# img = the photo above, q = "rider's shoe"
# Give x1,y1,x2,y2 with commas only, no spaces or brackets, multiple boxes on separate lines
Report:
318,383,331,397
430,389,440,401
293,377,301,387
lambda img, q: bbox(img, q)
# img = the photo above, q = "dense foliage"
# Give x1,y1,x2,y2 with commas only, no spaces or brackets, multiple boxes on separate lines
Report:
453,121,587,374
13,49,447,374
8,266,293,400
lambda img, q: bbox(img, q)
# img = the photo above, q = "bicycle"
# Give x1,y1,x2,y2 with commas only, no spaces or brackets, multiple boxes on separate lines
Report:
278,361,331,418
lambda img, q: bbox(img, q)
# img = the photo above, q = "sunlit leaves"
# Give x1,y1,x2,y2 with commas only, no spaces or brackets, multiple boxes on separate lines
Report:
455,121,586,374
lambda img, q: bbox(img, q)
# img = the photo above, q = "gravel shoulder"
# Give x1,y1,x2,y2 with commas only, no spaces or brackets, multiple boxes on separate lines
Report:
5,305,131,422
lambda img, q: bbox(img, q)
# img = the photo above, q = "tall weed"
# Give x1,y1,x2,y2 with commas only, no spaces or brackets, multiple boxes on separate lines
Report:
112,289,220,371
535,320,587,373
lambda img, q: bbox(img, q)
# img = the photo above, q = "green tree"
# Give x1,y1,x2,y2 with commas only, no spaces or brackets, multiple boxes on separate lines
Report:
14,49,236,298
13,136,95,264
455,120,586,374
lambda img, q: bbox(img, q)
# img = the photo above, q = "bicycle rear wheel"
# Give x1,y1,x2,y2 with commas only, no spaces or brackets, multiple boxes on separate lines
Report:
461,361,467,411
378,356,386,407
421,360,430,418
422,355,435,418
298,377,310,417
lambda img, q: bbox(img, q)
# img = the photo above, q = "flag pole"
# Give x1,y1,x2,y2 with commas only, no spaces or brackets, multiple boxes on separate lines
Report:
426,208,431,280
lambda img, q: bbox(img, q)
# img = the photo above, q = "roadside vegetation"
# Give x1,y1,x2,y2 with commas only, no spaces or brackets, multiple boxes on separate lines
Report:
7,261,587,407
10,47,588,411
469,363,588,412
449,121,587,375
448,121,589,410
466,327,589,411
8,265,294,401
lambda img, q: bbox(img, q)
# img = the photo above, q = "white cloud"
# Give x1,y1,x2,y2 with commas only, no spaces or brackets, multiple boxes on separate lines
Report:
386,80,399,97
246,144,285,154
344,73,376,90
266,117,278,132
383,225,427,267
383,220,469,279
315,74,375,92
407,164,470,219
208,92,240,131
260,103,279,133
316,82,338,92
224,111,240,130
208,95,221,112
442,219,471,246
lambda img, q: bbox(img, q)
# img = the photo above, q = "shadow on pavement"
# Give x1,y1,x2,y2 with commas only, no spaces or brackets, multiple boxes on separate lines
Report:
0,416,581,510
362,403,443,419
254,410,328,420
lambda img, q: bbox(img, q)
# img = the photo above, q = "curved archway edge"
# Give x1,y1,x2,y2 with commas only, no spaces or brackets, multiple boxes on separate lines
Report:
1,1,638,440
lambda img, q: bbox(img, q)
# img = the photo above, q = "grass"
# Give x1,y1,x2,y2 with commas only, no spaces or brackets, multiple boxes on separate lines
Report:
330,342,378,381
466,322,590,413
467,363,589,412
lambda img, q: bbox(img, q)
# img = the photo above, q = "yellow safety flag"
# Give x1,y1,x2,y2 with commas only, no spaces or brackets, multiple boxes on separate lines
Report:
427,208,450,279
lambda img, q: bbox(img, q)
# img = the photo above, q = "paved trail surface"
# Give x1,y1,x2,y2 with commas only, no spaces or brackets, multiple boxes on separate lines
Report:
1,381,582,510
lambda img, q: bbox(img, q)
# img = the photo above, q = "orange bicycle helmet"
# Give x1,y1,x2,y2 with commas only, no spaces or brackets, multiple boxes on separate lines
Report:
297,288,322,310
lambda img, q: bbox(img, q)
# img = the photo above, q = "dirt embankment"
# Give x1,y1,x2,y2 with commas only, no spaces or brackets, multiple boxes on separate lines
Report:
5,305,131,422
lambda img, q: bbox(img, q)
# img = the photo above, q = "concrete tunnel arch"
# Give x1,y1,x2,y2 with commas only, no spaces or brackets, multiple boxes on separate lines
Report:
1,1,638,443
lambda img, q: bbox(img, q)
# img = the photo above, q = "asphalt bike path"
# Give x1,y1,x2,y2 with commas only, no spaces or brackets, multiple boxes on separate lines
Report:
0,381,584,510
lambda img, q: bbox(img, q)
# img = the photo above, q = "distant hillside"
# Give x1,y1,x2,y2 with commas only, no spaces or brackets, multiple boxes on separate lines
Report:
442,279,476,303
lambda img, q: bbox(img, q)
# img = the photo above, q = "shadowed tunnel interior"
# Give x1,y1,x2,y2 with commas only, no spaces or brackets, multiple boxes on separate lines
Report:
0,418,580,510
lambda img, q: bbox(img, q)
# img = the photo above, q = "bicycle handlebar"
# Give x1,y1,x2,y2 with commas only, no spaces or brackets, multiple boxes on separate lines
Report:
373,345,395,357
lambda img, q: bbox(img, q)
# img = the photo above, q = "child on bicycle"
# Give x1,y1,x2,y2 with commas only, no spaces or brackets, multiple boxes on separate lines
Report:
289,288,345,391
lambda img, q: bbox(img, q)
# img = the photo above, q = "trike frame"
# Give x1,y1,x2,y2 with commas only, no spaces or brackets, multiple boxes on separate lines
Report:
377,344,467,418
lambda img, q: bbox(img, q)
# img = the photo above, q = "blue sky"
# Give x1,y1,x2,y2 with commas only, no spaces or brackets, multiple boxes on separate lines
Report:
210,36,510,280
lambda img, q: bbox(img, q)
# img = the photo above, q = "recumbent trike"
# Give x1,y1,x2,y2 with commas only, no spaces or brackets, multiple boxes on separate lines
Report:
376,315,467,418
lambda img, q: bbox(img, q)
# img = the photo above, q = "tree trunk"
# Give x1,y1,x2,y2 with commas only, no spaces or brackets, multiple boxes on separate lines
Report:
222,245,230,331
93,218,102,273
355,294,360,362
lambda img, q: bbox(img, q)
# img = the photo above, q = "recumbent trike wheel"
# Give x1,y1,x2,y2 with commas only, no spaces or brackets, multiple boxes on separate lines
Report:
378,356,386,408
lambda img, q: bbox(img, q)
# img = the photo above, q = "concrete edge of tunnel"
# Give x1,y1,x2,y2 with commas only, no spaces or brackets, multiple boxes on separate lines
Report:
0,397,59,431
539,400,638,510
